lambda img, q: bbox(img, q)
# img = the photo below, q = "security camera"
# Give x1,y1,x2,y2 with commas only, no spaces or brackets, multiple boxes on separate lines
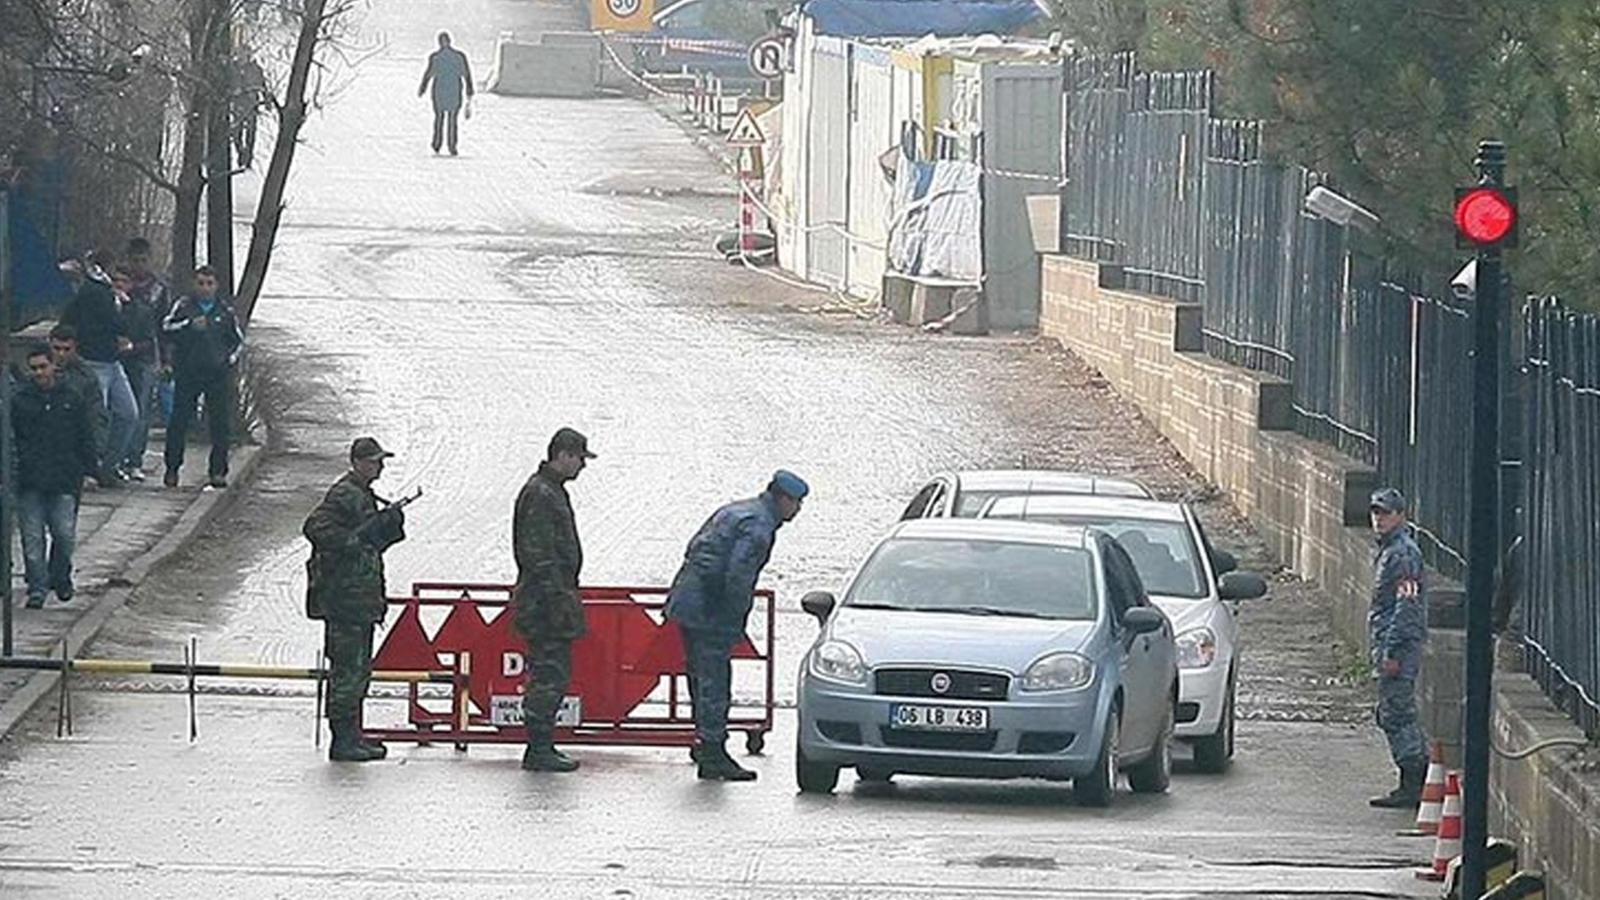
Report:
1451,259,1476,302
1304,185,1380,231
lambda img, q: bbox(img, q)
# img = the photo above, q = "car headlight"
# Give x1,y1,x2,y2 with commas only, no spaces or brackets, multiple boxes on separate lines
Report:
1175,627,1218,670
1019,652,1094,692
809,640,867,686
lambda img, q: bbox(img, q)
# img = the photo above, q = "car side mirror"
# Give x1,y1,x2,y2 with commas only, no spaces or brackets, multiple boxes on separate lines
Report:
1218,572,1268,601
1210,548,1238,575
1122,607,1165,636
800,591,837,624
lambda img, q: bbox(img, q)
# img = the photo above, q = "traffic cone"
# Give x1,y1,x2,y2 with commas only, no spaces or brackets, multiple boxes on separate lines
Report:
1418,771,1463,881
1401,741,1448,836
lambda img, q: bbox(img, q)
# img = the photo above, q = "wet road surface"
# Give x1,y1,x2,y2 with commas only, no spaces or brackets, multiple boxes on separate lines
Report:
0,0,1434,896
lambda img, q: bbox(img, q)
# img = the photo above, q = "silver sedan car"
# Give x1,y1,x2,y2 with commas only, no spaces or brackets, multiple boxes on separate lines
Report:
795,519,1179,806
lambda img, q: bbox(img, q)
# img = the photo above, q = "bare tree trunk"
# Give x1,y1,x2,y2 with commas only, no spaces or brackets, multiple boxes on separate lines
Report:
170,91,207,293
232,0,327,327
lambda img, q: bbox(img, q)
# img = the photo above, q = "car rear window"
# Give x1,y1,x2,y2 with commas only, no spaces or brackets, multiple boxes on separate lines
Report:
845,538,1097,620
1010,516,1205,599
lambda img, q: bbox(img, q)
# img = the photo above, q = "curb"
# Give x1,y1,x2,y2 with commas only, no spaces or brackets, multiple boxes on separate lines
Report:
0,442,268,741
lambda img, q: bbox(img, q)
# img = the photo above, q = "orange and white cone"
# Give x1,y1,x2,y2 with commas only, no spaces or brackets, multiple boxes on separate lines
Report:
1401,742,1448,836
1417,771,1463,881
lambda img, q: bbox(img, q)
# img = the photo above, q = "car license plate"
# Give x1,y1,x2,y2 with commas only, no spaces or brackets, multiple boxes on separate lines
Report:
888,704,989,732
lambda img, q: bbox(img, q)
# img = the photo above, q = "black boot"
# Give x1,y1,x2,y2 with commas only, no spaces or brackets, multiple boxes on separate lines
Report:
522,741,579,773
696,742,757,782
329,723,383,762
358,738,389,760
1369,758,1427,808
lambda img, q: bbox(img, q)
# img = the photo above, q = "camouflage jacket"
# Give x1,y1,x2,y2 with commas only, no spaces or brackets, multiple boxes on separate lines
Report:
303,472,392,624
512,463,585,640
1369,524,1427,665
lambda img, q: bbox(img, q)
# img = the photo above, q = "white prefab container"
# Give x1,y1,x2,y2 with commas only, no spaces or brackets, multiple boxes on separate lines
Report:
845,45,895,301
803,35,851,290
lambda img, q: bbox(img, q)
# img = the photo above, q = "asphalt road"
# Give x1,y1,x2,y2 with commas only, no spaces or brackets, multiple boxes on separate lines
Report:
0,0,1437,896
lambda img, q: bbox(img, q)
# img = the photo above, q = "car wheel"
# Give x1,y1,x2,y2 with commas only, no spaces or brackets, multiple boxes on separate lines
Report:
1128,698,1173,794
1073,710,1118,808
1192,677,1235,775
856,766,894,784
796,742,839,795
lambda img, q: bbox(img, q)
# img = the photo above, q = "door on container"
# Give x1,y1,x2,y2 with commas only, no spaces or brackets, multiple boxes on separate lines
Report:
805,36,850,290
980,63,1063,330
847,48,894,301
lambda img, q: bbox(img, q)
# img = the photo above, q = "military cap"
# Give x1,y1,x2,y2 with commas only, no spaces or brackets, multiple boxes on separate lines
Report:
770,469,810,500
549,427,597,460
1370,487,1407,514
350,437,394,461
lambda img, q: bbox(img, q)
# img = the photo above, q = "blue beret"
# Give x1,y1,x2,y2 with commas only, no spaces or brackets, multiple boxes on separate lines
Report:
771,469,809,500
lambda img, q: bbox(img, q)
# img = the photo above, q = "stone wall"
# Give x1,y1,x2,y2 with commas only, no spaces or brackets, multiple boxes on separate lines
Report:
1040,253,1597,898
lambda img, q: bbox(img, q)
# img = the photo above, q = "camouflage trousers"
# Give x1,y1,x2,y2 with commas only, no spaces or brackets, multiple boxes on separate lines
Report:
1375,673,1426,766
681,625,738,746
522,633,573,743
324,621,374,726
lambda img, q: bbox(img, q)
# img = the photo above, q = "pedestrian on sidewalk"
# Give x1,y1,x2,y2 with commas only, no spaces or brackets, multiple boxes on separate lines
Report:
511,427,595,773
161,266,244,489
303,437,407,763
47,324,111,487
112,266,158,480
665,470,808,782
122,237,175,427
1367,487,1430,809
417,31,474,156
58,253,139,482
12,345,99,608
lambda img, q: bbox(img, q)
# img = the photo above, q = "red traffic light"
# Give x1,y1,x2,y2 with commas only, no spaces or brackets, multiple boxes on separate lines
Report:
1454,187,1517,247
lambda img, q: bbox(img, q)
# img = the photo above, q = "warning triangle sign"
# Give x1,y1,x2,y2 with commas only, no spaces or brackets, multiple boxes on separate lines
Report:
727,109,766,146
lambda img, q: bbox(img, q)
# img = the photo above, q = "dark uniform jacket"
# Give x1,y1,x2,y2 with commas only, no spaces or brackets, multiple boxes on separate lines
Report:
665,493,783,636
55,359,108,472
1369,525,1427,671
420,47,474,111
11,378,97,496
304,472,398,624
512,463,585,641
60,278,127,363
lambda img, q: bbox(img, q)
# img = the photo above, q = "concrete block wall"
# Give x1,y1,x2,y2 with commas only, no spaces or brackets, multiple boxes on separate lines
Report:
1041,252,1599,899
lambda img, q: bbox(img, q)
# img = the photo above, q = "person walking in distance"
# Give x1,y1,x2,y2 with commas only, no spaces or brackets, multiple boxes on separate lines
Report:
161,266,244,489
47,324,111,486
417,31,474,156
512,427,595,773
303,438,408,762
666,471,808,781
58,253,139,482
113,265,159,479
1366,488,1430,809
11,345,99,608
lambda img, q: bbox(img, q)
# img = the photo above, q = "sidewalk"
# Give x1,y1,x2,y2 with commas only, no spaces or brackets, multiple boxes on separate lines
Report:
0,434,264,736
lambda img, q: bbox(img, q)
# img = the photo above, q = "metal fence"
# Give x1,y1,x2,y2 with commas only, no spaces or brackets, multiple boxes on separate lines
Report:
1062,53,1474,578
1521,298,1600,737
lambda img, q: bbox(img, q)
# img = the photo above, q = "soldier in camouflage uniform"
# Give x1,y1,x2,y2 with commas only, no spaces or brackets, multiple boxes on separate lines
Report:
304,437,407,763
1366,487,1430,808
512,427,595,773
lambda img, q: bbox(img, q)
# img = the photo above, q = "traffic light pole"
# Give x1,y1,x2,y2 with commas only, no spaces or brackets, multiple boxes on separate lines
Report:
1461,139,1506,900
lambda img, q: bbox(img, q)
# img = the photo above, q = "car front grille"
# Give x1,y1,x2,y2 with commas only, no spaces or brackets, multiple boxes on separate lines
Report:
880,730,999,752
873,667,1010,701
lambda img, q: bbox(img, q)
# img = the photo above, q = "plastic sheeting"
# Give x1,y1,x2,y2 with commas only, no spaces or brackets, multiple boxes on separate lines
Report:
886,154,981,283
800,0,1043,39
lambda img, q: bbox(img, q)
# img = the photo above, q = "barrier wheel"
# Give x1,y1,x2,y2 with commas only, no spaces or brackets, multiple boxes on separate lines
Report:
745,732,766,755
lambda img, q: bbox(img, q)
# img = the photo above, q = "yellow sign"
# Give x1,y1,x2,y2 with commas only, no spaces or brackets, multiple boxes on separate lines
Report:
591,0,655,33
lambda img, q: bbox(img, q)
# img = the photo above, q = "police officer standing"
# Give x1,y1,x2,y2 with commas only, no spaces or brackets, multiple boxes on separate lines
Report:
666,471,808,782
512,427,595,773
304,438,407,763
1367,487,1429,808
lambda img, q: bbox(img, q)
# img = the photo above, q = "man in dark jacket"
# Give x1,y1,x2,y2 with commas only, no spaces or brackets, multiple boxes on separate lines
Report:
114,265,161,478
1366,488,1429,808
417,31,474,155
665,470,808,781
47,324,110,485
512,427,595,773
303,437,406,762
161,265,244,489
123,237,174,426
59,254,139,479
12,345,99,608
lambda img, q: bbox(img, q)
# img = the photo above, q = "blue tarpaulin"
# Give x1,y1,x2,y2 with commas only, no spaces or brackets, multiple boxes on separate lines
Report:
801,0,1043,37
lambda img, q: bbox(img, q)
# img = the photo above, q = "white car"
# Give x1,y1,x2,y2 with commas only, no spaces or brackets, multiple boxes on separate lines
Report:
977,494,1267,772
900,470,1153,521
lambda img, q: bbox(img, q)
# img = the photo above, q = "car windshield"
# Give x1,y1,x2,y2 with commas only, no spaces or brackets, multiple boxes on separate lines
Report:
996,516,1206,599
845,538,1097,620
